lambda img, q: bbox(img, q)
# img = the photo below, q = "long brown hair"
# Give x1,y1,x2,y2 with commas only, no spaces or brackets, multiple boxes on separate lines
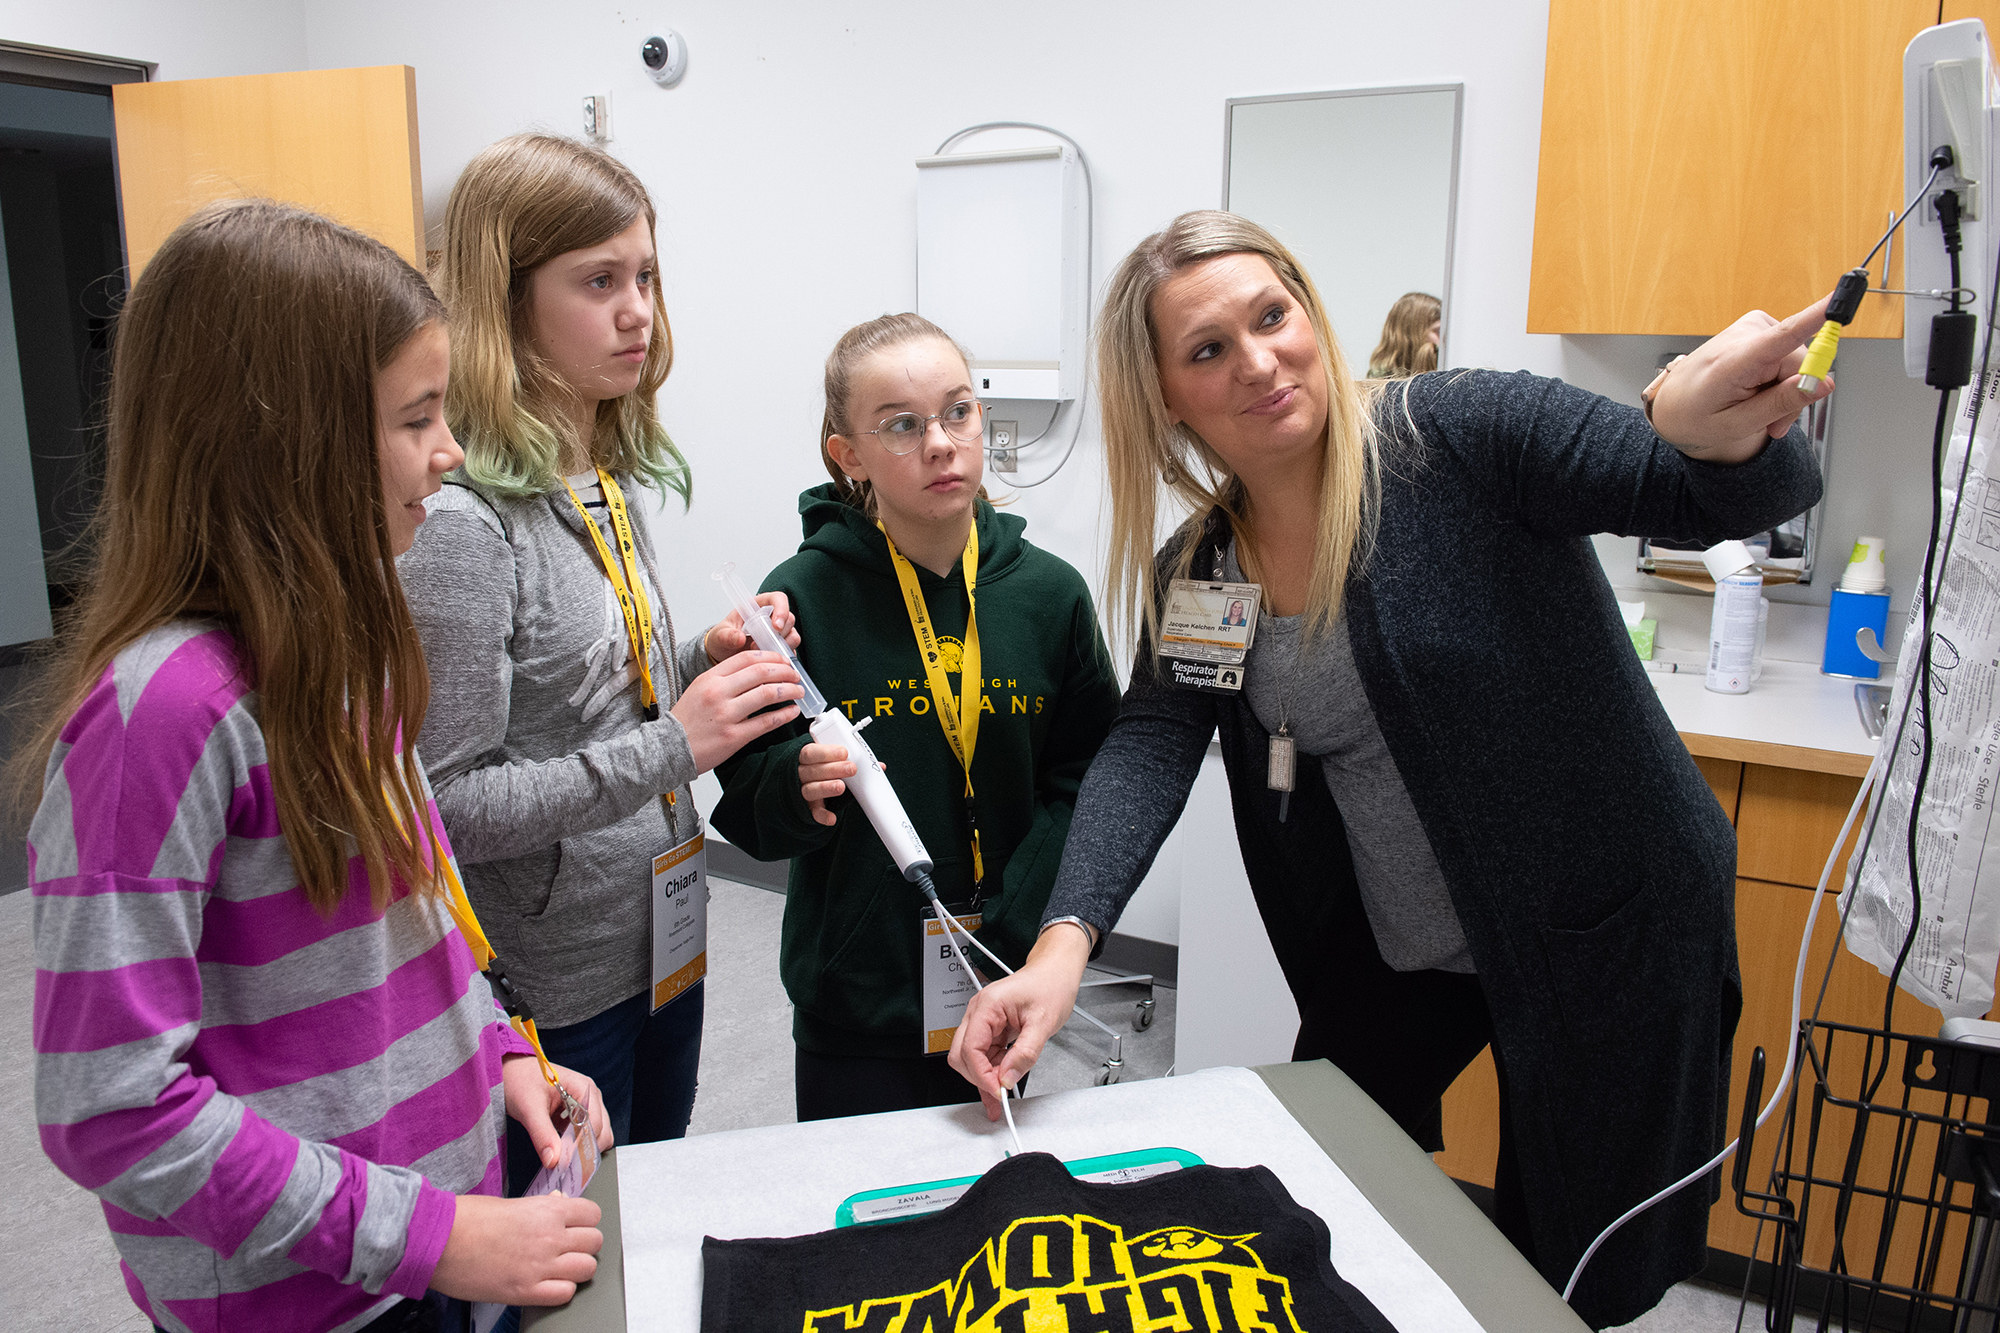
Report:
436,132,690,505
1097,210,1381,651
1368,291,1442,378
819,312,988,518
17,199,444,912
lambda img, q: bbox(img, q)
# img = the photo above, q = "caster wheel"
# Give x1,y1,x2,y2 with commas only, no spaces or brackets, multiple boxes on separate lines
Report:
1097,1061,1123,1087
1134,999,1156,1031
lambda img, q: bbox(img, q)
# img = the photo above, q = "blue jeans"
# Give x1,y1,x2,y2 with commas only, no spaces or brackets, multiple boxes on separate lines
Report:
505,981,703,1195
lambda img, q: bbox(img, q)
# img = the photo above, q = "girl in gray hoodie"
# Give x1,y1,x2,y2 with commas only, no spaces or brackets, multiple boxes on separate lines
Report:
400,134,803,1169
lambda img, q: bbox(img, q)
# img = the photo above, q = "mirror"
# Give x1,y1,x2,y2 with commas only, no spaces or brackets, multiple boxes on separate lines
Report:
1223,84,1462,376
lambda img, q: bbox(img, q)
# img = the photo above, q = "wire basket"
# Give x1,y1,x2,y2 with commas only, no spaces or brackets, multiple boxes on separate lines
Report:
1734,1019,2000,1331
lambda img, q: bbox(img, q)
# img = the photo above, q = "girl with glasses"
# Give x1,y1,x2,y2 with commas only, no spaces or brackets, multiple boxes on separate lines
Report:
712,313,1122,1120
400,135,804,1179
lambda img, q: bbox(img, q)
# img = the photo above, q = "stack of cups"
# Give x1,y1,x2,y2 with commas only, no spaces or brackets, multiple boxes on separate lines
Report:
1704,540,1768,695
1822,537,1891,679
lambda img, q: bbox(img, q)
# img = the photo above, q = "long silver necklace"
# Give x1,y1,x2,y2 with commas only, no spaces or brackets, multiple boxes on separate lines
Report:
1267,629,1298,824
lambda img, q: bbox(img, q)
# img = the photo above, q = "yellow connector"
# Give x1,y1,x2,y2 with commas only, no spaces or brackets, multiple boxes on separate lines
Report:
1797,319,1842,393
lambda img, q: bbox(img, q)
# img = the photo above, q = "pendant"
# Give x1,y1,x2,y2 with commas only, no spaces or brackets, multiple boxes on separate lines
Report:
1269,729,1295,824
1267,728,1296,793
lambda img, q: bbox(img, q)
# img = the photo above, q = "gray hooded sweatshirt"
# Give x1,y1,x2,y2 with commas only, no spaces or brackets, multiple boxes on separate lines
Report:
398,477,708,1027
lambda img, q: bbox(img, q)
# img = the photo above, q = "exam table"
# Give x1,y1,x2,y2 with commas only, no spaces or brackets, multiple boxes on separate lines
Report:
522,1060,1588,1333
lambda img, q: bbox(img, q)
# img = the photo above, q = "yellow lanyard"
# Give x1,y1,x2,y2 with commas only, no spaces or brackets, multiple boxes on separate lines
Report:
563,468,659,723
383,793,562,1095
880,522,984,889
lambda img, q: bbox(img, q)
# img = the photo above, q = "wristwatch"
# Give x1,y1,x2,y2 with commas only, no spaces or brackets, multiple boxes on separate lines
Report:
1641,354,1688,427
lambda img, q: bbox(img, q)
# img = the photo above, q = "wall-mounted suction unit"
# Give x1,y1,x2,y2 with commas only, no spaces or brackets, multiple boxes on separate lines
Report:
916,144,1087,404
1904,19,1995,380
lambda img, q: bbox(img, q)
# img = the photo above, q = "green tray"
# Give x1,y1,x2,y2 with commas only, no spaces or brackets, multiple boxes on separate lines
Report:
834,1147,1203,1227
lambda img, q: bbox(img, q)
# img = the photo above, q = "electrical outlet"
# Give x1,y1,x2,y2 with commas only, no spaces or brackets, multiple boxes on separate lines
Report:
990,419,1019,473
583,93,612,142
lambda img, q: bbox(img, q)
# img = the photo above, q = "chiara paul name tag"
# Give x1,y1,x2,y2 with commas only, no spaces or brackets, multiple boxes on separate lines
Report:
1158,578,1261,693
921,903,983,1055
651,833,707,1012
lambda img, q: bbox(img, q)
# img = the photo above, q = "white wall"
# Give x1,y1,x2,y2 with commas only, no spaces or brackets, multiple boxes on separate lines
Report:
302,0,1567,630
2,1,307,78
18,1,1949,943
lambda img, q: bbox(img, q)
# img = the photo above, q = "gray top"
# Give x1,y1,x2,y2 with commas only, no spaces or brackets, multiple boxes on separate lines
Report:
1225,542,1472,973
398,478,710,1027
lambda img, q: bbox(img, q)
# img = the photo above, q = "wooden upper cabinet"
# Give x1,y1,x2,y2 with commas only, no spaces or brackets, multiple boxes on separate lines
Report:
1528,1,2000,337
111,66,423,278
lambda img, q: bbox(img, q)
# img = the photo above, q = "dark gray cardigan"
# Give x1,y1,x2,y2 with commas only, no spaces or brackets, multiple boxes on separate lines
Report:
1047,369,1823,1328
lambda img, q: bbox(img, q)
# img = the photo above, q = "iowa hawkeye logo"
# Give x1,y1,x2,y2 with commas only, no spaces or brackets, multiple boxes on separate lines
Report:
802,1214,1307,1333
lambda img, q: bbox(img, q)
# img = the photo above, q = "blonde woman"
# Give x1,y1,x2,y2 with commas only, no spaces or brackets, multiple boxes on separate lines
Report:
1366,290,1442,378
401,135,801,1170
953,211,1830,1328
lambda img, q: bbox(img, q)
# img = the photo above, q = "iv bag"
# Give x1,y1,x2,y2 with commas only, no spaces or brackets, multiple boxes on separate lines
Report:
1841,368,2000,1017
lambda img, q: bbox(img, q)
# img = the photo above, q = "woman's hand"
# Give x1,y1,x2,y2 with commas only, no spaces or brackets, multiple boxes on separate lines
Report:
703,592,800,666
503,1055,613,1168
1648,296,1837,464
430,1192,603,1306
949,922,1094,1119
671,651,802,774
798,742,858,826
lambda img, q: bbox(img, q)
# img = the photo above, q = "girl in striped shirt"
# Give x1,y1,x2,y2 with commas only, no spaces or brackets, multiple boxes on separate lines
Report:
25,200,609,1333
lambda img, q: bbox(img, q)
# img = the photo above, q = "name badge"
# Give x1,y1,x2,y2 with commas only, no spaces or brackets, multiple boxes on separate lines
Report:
920,902,983,1055
1158,578,1261,693
651,832,707,1012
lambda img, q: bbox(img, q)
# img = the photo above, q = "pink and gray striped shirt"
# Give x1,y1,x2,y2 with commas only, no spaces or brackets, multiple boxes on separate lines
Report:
30,622,532,1333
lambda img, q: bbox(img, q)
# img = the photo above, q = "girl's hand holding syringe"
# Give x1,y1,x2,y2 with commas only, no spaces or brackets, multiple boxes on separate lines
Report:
679,580,809,775
702,591,799,664
672,652,804,774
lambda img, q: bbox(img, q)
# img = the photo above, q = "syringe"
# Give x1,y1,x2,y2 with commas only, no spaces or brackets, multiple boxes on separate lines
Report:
716,563,826,716
714,564,931,879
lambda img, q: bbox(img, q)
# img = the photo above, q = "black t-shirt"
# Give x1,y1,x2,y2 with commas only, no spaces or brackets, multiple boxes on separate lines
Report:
700,1151,1397,1333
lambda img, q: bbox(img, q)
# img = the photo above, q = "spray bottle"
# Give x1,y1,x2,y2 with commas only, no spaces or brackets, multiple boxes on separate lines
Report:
1703,540,1766,695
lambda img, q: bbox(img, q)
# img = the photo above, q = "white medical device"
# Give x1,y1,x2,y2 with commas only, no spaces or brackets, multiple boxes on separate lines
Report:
715,565,930,880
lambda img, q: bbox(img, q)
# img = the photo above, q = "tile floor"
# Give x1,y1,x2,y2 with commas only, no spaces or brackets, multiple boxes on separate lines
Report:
3,878,1811,1331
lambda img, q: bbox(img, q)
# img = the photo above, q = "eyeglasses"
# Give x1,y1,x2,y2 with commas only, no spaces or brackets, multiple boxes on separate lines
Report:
856,399,985,454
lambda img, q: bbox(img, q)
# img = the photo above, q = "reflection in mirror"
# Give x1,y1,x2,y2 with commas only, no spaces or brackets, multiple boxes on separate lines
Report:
1223,85,1462,374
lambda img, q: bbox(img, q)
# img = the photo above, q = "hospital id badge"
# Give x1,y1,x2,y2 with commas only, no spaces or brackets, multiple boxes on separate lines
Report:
651,831,707,1012
1158,578,1260,693
920,902,983,1055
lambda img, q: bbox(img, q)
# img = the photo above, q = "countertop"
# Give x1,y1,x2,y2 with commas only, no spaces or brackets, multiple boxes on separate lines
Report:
1647,656,1881,776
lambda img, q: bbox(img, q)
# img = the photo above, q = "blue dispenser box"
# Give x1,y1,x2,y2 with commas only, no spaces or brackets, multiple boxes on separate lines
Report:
1823,588,1891,679
1823,537,1890,680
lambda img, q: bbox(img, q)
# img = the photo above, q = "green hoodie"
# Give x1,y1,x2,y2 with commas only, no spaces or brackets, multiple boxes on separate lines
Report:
713,485,1121,1059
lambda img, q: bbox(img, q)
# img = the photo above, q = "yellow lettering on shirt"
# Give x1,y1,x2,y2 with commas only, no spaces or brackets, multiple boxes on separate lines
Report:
875,698,895,718
910,696,931,715
1012,696,1028,715
799,1216,1305,1333
840,700,859,720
